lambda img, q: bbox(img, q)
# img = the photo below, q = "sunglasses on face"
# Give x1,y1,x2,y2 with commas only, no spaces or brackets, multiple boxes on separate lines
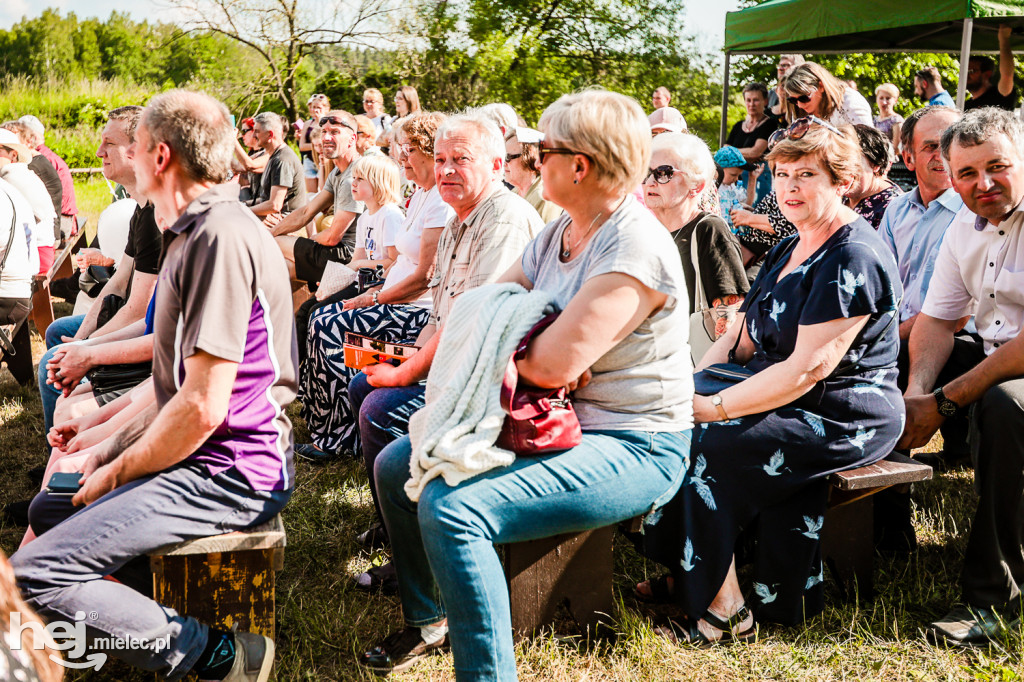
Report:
643,165,683,184
319,116,355,132
505,152,522,164
538,146,586,164
241,128,253,134
767,115,844,151
786,93,813,105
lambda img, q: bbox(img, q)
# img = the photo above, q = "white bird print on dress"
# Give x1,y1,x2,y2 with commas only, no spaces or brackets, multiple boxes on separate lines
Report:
753,581,779,604
769,299,787,324
793,514,824,540
792,251,825,278
834,269,867,296
690,454,717,511
805,566,824,589
846,427,876,451
798,410,826,437
748,318,759,344
681,537,700,572
852,370,893,406
763,450,791,476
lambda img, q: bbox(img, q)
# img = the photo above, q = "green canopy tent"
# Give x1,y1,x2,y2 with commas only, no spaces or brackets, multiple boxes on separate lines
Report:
719,0,1024,143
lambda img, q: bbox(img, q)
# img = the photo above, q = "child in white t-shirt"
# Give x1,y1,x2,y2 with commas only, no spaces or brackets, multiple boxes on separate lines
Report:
348,154,403,271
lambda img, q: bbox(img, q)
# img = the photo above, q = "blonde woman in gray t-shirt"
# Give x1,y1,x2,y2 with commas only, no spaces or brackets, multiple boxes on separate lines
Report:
361,90,693,680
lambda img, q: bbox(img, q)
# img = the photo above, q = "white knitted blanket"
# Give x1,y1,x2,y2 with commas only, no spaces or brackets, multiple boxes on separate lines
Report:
405,283,557,501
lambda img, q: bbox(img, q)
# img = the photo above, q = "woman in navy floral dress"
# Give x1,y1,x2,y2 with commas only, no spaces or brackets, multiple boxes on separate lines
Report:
640,118,903,643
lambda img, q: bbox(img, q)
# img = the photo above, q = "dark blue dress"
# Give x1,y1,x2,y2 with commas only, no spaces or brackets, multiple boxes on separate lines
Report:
642,217,904,625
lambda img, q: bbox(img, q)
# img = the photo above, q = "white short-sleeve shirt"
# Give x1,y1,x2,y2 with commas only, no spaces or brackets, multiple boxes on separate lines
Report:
921,203,1024,354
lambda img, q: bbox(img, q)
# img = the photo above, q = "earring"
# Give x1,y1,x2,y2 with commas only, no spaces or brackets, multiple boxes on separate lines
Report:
573,179,578,184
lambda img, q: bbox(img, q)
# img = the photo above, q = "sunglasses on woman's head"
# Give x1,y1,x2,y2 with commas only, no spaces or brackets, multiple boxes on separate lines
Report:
766,115,844,151
786,94,813,105
643,165,683,184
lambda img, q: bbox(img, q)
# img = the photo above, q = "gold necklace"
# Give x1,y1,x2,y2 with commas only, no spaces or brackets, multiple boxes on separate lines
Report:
561,210,603,259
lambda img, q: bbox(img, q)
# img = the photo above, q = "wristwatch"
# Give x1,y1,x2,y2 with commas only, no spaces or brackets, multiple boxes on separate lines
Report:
371,291,380,305
710,394,730,421
933,386,960,417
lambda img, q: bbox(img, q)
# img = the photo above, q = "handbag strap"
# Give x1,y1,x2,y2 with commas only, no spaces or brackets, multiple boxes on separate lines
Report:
0,191,20,356
689,223,709,315
499,312,561,418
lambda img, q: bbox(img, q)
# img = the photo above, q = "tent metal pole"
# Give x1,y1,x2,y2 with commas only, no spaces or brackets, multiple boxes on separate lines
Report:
720,52,731,147
956,18,973,109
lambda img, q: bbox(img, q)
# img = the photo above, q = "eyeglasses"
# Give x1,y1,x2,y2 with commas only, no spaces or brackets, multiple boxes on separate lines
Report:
241,128,253,134
319,116,355,132
396,143,415,158
538,146,587,164
505,152,522,164
767,115,844,151
643,165,683,184
786,93,813,105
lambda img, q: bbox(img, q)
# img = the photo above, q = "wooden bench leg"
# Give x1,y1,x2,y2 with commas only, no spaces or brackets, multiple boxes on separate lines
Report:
822,496,875,600
151,548,279,639
31,284,54,338
504,526,614,641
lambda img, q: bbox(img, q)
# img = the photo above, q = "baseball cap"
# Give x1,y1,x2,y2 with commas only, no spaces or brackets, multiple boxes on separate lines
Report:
648,107,687,134
0,129,32,163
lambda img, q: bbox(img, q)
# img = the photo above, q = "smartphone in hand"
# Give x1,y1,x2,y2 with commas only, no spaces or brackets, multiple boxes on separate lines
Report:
46,472,83,496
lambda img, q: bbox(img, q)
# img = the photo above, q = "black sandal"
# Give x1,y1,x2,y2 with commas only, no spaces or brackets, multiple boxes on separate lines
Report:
634,574,675,604
656,604,757,647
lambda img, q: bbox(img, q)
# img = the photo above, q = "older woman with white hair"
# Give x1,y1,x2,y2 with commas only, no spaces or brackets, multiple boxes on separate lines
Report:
644,133,748,340
361,89,693,679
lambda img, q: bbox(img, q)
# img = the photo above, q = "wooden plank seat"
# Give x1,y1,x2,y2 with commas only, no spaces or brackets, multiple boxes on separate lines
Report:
31,219,88,337
505,452,932,637
822,451,932,599
148,515,286,640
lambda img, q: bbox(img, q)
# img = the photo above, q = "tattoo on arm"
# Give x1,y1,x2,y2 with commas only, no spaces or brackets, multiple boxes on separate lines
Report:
712,295,744,338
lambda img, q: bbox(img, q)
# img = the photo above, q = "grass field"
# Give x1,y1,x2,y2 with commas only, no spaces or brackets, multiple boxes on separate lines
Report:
0,178,1020,680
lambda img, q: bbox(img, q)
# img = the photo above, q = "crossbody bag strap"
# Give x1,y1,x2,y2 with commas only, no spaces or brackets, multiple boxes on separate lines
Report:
0,191,21,356
689,224,708,314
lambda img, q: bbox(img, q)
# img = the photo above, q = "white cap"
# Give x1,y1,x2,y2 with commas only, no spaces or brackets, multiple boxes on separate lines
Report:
514,127,544,144
18,115,44,137
0,129,32,163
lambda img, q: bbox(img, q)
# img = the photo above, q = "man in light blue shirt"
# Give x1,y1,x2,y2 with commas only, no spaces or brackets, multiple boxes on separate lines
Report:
914,66,956,108
875,104,966,554
880,106,965,343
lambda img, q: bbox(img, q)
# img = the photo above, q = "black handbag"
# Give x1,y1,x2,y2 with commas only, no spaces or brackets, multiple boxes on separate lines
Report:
86,362,152,397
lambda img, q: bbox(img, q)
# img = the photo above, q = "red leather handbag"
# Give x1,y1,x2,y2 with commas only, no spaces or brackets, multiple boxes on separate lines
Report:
495,313,583,456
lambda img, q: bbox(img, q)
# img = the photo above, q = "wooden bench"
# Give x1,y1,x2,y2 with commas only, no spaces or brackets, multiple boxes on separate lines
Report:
822,451,932,599
31,219,88,337
505,452,932,638
149,515,286,640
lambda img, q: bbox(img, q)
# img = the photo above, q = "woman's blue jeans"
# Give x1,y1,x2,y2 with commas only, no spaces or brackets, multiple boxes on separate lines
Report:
375,429,691,681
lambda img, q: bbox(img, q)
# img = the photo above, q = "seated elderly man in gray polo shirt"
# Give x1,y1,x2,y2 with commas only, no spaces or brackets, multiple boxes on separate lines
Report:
12,90,297,682
898,107,1024,647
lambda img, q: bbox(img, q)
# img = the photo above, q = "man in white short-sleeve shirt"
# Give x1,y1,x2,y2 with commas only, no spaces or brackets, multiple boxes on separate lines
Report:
898,107,1024,647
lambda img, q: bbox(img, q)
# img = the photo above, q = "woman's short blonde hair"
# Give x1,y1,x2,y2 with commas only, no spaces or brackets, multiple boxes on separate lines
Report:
538,89,650,194
351,154,401,206
651,133,715,192
765,124,861,186
875,83,900,99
